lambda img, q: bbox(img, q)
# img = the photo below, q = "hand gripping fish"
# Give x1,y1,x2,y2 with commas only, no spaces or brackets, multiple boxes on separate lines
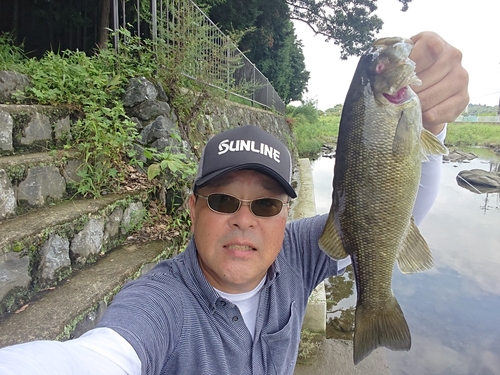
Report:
318,37,448,365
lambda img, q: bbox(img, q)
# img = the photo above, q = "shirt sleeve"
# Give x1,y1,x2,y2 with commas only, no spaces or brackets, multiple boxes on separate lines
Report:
285,214,351,289
0,327,141,375
412,125,447,226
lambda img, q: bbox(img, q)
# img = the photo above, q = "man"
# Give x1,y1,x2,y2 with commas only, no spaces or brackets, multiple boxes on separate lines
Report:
0,31,468,374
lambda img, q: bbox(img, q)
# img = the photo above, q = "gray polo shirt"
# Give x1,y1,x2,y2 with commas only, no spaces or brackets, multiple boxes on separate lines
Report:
97,214,345,375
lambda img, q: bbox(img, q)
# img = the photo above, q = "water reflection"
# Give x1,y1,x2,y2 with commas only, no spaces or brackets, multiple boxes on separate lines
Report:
312,148,500,375
325,265,355,340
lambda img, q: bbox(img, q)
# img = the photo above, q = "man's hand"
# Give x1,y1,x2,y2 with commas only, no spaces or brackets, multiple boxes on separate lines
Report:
410,31,469,134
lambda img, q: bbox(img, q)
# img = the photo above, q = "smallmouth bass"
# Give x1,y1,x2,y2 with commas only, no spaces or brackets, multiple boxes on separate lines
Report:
318,37,448,365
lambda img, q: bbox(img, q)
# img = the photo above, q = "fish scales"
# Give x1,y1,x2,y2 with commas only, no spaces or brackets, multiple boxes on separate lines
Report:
319,37,448,365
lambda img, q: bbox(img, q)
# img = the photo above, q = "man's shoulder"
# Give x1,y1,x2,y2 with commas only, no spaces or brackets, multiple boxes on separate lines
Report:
140,254,189,288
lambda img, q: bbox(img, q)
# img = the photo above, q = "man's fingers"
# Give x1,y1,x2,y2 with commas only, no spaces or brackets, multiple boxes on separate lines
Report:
410,32,447,74
409,31,469,130
422,90,470,127
412,46,464,94
414,61,469,114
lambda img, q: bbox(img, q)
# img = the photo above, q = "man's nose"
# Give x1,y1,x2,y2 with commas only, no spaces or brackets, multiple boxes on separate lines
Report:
229,201,257,228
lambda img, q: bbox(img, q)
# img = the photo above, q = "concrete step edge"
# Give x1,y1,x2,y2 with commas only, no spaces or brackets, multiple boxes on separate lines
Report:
0,103,77,156
0,240,175,348
0,149,83,220
0,191,150,315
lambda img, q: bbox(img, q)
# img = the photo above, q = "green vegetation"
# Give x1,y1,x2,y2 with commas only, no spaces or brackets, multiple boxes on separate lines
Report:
297,329,322,364
446,122,500,148
0,32,26,66
463,104,499,116
2,32,158,197
287,101,340,158
0,17,226,198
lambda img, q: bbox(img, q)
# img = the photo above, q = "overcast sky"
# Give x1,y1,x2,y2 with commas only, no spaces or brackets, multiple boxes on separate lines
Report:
293,0,500,110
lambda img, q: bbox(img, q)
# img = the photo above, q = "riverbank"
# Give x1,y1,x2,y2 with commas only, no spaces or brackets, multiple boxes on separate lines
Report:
289,107,500,158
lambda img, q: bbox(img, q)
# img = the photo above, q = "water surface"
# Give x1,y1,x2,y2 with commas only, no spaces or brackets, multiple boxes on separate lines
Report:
312,149,500,375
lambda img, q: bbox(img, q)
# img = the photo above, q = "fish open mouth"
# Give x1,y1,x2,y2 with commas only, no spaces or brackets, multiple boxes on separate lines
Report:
383,86,410,104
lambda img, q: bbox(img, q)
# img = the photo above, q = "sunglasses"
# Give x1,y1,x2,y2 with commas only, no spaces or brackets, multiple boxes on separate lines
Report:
196,193,290,217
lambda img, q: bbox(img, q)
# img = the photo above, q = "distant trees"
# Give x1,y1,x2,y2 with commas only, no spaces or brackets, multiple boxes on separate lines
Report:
465,104,499,116
325,104,343,116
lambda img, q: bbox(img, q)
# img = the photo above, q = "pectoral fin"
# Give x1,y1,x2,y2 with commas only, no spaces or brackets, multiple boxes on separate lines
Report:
420,128,448,157
392,111,414,156
396,217,433,274
319,209,349,260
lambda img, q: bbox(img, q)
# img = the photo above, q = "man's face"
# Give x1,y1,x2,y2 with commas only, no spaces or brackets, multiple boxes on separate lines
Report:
188,170,289,294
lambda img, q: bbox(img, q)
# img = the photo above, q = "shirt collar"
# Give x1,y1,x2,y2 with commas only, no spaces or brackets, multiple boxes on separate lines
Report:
182,238,281,311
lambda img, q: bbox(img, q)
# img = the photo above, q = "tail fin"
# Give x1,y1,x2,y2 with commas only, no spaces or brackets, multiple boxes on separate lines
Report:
353,296,411,365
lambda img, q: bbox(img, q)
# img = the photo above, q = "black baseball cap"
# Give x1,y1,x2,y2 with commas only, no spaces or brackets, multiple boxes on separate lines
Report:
194,125,296,198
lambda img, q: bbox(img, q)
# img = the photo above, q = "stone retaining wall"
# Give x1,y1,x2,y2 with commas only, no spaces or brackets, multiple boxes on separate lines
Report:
0,104,75,155
0,194,147,314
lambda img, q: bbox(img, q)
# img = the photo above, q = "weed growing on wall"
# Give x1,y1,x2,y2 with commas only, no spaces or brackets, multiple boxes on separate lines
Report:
2,31,157,197
0,32,27,68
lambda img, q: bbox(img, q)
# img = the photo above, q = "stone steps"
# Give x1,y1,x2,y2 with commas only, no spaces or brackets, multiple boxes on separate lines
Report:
0,78,182,346
0,240,173,348
0,103,74,156
0,191,149,315
0,133,157,340
0,150,82,220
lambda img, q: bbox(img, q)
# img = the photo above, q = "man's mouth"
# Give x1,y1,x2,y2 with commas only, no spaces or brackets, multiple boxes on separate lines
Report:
225,244,256,251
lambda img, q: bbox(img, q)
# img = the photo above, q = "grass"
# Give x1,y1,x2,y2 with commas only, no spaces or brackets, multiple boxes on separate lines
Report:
288,113,340,158
446,122,500,148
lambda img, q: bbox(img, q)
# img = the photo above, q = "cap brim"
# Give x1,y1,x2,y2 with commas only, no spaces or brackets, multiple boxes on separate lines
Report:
195,163,297,198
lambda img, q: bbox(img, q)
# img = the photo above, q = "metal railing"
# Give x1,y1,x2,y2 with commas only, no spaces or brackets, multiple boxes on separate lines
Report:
454,116,500,123
112,0,285,114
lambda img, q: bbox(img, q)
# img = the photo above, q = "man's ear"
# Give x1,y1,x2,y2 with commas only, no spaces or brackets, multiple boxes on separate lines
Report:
188,193,197,232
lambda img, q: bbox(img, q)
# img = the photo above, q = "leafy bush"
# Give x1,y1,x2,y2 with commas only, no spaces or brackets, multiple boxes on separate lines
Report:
15,32,157,196
0,29,162,197
287,102,340,158
0,32,27,69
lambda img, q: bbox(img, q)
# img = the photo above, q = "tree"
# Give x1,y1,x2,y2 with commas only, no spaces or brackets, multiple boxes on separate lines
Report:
236,0,309,103
325,104,343,116
198,0,413,59
98,0,111,49
286,0,412,59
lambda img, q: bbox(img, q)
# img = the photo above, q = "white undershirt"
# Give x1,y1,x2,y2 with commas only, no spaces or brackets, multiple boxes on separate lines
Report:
213,276,266,340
